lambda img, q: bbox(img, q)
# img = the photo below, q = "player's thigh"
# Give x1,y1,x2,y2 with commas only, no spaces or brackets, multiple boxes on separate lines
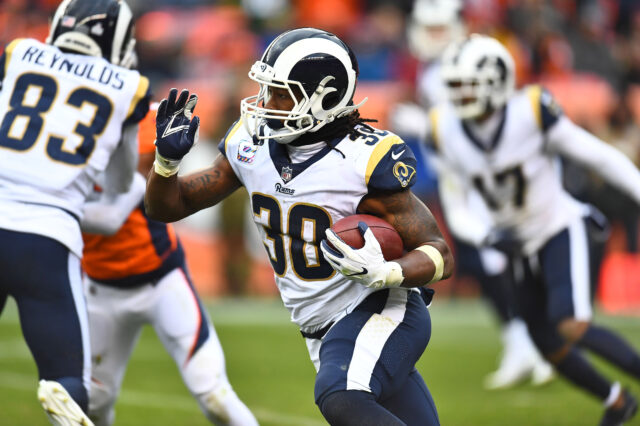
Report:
5,231,90,381
151,267,215,362
539,219,592,324
85,280,144,386
512,258,565,355
314,289,431,406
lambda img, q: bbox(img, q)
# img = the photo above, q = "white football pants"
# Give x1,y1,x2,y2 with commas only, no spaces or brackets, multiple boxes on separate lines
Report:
84,268,258,426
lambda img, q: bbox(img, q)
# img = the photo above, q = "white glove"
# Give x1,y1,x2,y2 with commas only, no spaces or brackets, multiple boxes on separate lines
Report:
389,102,429,140
320,222,404,289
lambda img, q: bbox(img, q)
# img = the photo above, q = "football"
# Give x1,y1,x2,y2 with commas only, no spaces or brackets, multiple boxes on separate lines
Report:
329,214,403,260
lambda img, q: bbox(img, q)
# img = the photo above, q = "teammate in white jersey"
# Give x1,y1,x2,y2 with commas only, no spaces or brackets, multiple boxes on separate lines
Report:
81,105,258,426
431,34,640,425
145,28,454,425
0,1,149,425
392,0,554,390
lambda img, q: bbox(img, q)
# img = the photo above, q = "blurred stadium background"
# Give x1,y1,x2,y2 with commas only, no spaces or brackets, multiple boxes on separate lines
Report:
1,0,640,424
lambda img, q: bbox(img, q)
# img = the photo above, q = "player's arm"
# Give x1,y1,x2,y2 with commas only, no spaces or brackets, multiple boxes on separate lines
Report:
546,116,640,204
321,137,453,289
144,89,242,222
357,189,454,287
81,172,146,235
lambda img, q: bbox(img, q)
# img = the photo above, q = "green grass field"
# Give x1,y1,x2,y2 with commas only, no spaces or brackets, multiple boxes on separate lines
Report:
1,297,639,425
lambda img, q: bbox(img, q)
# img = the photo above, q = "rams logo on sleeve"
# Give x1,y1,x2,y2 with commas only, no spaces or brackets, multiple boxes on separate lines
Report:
366,136,418,192
393,161,416,187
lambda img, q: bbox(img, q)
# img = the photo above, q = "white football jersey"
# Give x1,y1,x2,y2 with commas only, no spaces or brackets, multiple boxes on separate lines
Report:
429,85,586,255
0,38,150,255
220,121,419,332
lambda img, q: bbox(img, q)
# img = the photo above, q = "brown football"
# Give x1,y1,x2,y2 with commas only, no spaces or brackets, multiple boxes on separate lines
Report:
329,214,403,260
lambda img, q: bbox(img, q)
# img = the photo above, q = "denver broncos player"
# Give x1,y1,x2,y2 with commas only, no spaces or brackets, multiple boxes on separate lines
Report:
145,28,454,425
431,34,640,425
80,104,258,426
0,0,149,424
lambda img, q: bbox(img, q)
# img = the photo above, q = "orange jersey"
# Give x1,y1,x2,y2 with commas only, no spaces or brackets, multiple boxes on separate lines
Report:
82,104,185,286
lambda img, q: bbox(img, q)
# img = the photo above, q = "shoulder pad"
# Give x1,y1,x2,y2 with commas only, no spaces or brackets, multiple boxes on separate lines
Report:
526,85,562,132
426,107,441,152
366,135,418,191
1,38,25,82
124,74,151,125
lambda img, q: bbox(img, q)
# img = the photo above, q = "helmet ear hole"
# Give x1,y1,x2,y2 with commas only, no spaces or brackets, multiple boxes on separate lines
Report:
322,92,340,111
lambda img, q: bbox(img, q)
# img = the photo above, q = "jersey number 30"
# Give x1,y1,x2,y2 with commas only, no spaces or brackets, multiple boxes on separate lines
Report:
0,72,112,165
252,193,335,281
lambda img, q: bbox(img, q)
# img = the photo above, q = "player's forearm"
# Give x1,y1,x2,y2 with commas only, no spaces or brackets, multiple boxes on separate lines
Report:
549,117,640,204
144,170,189,222
397,239,454,287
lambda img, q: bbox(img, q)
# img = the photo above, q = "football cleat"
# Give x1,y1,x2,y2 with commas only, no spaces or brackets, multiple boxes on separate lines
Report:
485,319,554,390
600,389,638,426
38,380,94,426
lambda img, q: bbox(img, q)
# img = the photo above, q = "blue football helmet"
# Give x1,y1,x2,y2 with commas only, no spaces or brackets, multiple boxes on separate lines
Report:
241,27,366,144
46,0,136,68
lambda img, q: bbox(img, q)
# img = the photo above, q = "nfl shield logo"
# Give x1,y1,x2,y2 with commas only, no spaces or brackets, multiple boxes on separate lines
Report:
281,166,293,183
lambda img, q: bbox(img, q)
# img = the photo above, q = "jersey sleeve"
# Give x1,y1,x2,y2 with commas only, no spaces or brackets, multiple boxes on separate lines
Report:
124,74,151,125
527,85,563,133
218,119,243,157
366,135,418,192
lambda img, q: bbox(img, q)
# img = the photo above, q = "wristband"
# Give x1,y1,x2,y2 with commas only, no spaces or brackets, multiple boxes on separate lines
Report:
153,149,181,177
384,261,404,288
415,245,445,284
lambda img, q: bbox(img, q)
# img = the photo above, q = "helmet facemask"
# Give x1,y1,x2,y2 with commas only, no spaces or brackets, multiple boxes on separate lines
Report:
241,61,317,145
441,35,515,120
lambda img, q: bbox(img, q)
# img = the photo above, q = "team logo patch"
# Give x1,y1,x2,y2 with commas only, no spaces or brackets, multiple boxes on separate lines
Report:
393,161,416,187
275,183,295,195
281,166,293,183
237,140,258,163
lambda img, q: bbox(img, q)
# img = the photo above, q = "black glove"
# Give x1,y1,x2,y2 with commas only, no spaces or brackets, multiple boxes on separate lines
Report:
155,88,200,161
483,229,522,255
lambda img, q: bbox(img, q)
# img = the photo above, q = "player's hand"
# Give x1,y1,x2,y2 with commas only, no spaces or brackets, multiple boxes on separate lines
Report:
483,228,521,255
320,222,403,289
153,89,200,177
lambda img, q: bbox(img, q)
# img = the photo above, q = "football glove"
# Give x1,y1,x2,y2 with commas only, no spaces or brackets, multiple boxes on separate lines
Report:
483,228,522,255
154,88,200,177
320,222,404,289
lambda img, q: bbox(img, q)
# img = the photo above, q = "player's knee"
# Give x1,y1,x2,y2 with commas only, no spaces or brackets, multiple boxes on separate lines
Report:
318,390,405,426
196,386,233,425
37,380,93,426
319,390,374,425
557,318,590,343
88,380,117,426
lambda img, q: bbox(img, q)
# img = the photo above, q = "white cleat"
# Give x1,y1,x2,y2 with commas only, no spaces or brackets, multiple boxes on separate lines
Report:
484,355,534,390
530,360,555,387
484,319,555,390
38,380,94,426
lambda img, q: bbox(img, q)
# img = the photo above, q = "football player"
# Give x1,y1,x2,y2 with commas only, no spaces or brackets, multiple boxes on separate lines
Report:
80,104,259,426
431,34,640,425
144,28,454,425
0,0,149,425
391,0,554,390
